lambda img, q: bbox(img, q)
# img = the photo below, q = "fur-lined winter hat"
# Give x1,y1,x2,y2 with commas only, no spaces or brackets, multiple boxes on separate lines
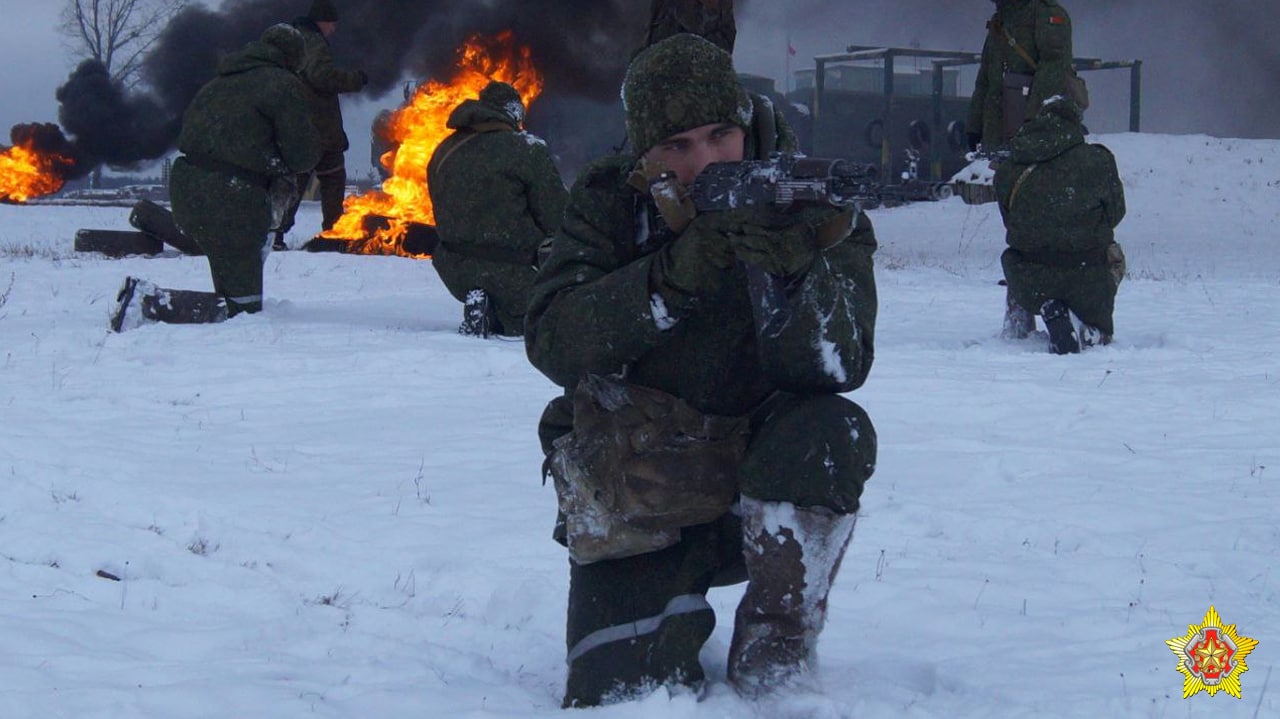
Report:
622,33,753,156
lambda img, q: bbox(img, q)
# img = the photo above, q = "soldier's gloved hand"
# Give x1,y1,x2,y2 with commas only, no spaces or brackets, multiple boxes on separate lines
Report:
727,205,854,277
651,212,740,297
966,132,981,153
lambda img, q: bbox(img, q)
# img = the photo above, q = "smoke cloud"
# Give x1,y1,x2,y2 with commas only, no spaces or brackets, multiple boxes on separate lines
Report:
46,0,665,173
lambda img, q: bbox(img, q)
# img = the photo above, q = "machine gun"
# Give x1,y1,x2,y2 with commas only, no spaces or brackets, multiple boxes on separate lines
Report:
950,147,1012,205
689,154,885,213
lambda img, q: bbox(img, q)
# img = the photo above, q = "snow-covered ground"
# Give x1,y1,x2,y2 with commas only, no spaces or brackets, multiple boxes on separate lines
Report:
1,133,1277,718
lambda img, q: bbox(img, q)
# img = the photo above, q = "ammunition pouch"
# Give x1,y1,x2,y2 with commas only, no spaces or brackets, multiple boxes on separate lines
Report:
1001,71,1034,142
268,175,300,232
1106,242,1126,287
1066,69,1090,111
548,373,749,564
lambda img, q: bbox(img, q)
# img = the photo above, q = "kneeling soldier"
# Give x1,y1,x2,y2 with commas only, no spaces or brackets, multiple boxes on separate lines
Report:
996,96,1126,353
110,24,319,331
526,34,878,707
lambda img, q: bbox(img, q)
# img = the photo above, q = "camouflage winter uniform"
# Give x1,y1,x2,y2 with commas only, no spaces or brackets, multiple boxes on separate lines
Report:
287,14,366,231
995,98,1125,337
526,35,876,706
427,82,568,337
968,0,1074,148
170,28,320,314
642,0,737,53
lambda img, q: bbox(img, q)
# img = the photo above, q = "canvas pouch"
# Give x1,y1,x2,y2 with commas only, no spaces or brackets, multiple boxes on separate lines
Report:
548,373,749,564
1066,68,1090,110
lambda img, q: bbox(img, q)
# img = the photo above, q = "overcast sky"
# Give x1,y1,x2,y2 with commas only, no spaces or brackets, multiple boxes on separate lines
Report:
4,1,1277,178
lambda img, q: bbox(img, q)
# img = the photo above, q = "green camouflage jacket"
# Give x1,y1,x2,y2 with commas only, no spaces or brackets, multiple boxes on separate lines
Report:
177,41,320,179
994,110,1125,253
526,107,877,430
968,0,1074,147
643,0,737,53
294,18,365,152
426,98,568,267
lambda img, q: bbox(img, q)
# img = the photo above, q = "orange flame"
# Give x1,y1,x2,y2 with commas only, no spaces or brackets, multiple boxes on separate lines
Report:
323,31,543,257
0,139,74,203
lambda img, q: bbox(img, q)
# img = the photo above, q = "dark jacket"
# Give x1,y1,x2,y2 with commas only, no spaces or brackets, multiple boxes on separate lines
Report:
177,40,320,179
968,0,1074,147
292,17,365,152
526,112,877,429
994,109,1125,254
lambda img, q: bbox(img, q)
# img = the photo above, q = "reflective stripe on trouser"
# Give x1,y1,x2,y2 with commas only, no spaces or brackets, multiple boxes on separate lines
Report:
170,159,271,317
562,517,741,708
560,393,874,707
567,593,711,664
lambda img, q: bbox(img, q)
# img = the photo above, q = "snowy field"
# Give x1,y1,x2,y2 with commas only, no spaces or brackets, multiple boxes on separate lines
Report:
1,132,1277,718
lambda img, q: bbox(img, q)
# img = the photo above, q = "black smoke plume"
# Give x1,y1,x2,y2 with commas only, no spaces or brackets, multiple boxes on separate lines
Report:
56,61,177,172
46,0,678,174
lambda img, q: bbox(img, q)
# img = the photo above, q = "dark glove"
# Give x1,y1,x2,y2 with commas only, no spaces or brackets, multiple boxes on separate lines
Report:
966,131,981,153
726,205,852,277
358,70,369,87
651,212,739,297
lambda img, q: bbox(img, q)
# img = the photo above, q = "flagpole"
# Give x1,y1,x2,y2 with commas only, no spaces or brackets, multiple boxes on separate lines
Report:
785,29,792,96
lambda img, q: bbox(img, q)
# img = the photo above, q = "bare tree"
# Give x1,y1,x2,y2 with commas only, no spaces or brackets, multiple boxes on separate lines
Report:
59,0,188,87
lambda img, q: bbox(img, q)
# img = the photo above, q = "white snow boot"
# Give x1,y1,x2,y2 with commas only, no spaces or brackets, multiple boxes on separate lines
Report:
728,496,857,698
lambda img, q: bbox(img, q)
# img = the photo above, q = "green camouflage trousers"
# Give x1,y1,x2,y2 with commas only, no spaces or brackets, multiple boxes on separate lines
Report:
432,246,537,336
1002,243,1125,337
554,392,875,707
170,158,272,315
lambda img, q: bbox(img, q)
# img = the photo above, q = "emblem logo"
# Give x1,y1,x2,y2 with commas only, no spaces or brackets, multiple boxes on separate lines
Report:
1166,606,1259,699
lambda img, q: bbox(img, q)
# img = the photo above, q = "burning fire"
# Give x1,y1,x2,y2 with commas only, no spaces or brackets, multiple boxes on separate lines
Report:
1,138,74,204
324,31,544,257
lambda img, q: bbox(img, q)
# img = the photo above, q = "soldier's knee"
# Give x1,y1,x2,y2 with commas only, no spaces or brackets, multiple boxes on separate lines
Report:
739,394,876,513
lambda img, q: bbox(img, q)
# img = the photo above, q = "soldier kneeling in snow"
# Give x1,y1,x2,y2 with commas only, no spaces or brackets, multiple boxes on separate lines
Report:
426,81,567,339
110,24,319,332
995,96,1126,353
526,35,877,707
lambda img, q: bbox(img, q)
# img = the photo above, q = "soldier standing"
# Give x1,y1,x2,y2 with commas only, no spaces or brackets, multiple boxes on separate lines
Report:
526,35,878,707
995,96,1125,353
110,24,319,331
275,0,368,249
967,0,1078,152
642,0,737,53
426,81,568,338
967,0,1085,337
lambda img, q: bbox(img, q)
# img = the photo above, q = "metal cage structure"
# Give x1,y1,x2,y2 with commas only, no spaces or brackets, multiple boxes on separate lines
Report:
804,45,1143,183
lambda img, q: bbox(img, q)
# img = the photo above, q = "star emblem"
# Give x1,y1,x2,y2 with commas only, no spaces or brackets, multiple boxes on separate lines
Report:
1167,606,1259,699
